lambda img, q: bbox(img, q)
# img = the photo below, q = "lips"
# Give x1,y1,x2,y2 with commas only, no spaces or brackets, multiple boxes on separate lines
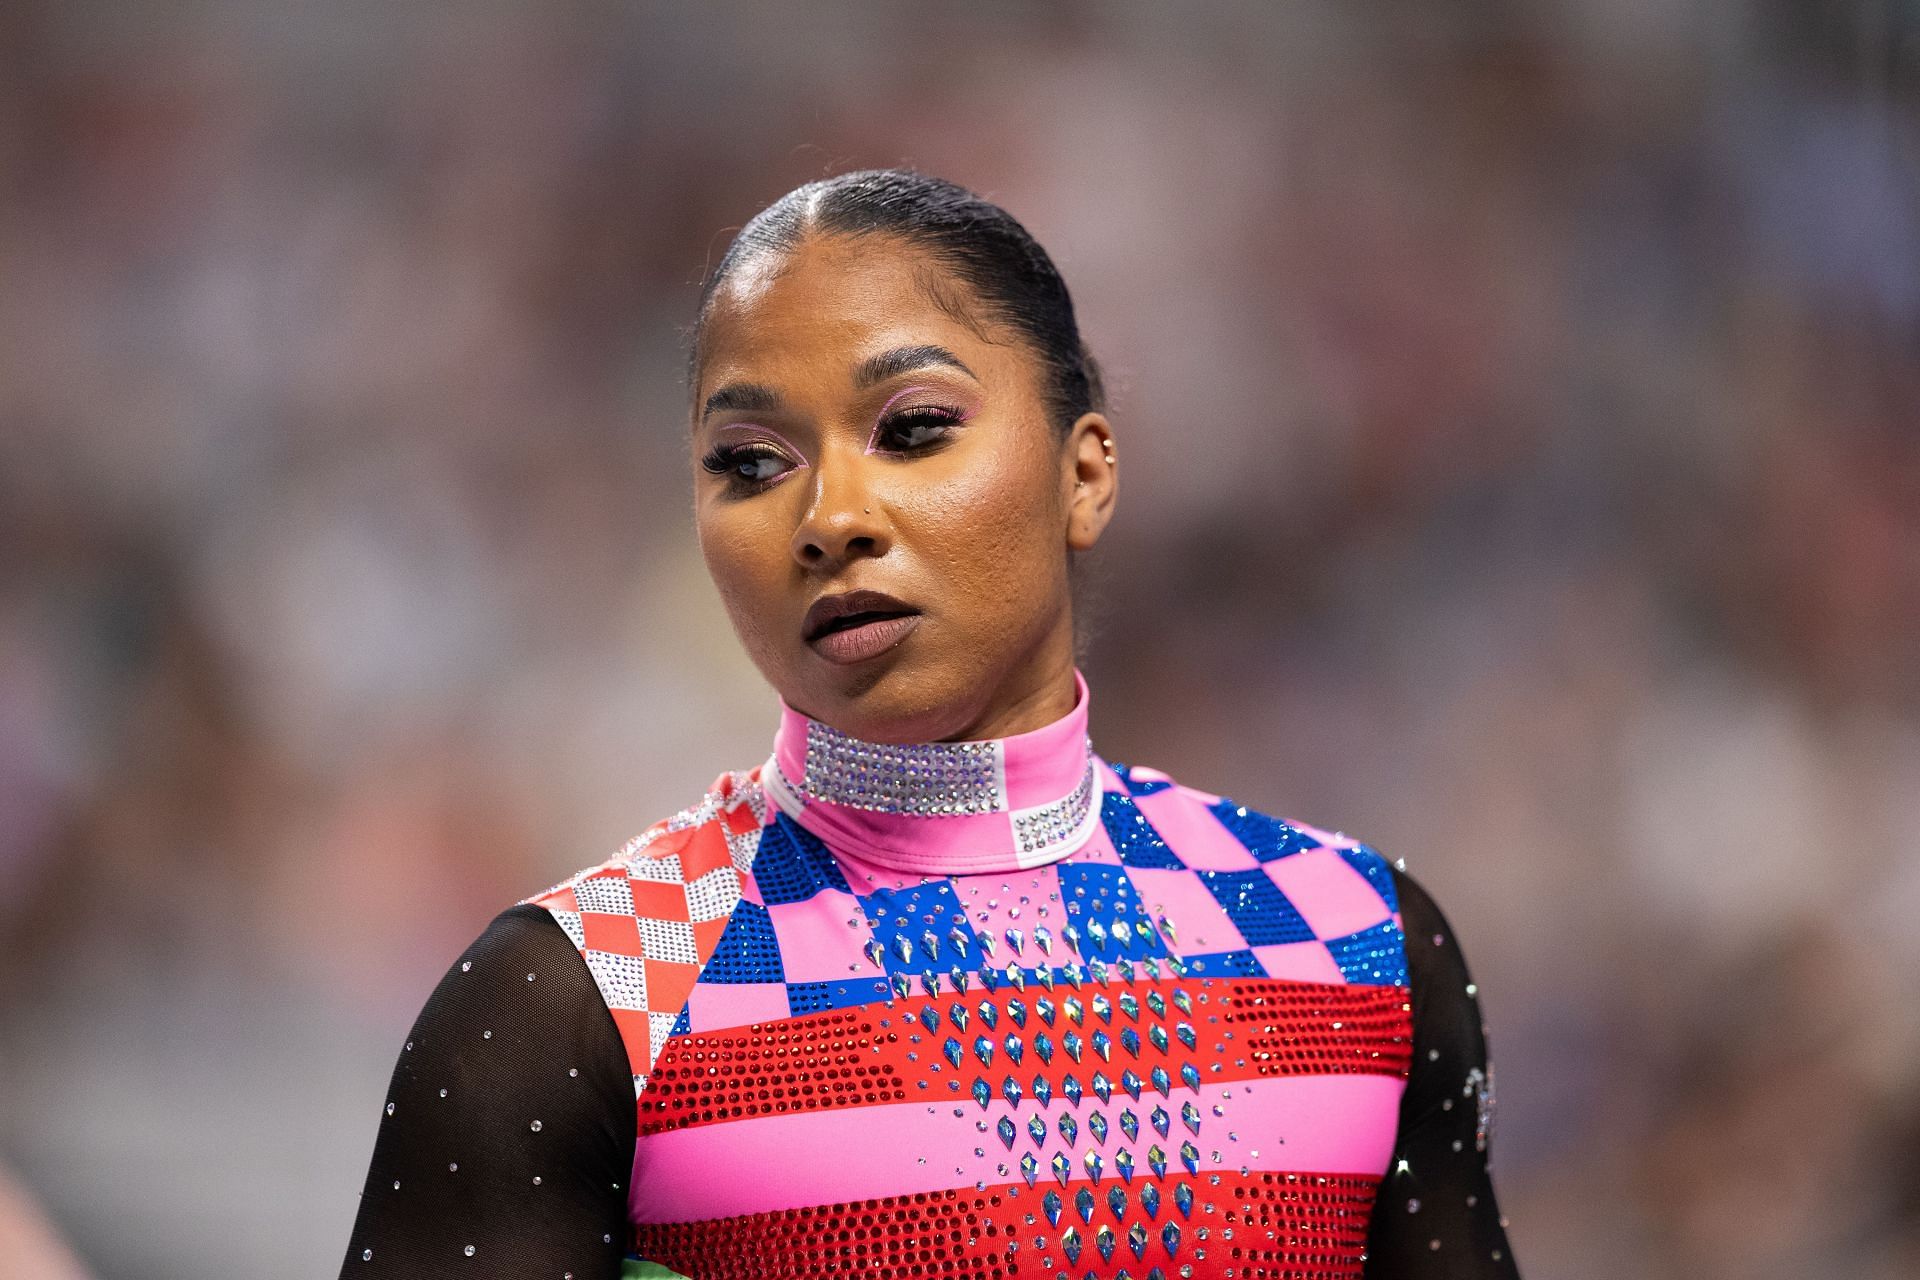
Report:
803,590,922,665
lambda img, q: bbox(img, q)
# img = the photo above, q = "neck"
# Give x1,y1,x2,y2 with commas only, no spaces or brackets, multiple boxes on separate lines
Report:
762,667,1101,875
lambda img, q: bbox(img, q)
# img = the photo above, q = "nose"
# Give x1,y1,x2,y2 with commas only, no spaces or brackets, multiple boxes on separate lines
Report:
790,454,890,570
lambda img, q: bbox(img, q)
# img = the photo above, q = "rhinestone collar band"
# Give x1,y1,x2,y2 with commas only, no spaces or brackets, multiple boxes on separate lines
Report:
761,669,1103,875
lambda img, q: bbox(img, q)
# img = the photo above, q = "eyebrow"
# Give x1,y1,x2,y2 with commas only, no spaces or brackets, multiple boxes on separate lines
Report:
853,344,978,389
699,345,978,421
700,381,782,419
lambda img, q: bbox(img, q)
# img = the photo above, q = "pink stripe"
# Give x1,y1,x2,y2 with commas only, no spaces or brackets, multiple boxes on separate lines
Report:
628,1074,1403,1222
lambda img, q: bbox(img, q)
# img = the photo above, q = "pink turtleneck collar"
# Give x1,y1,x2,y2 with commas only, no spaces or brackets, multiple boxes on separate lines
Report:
760,669,1102,876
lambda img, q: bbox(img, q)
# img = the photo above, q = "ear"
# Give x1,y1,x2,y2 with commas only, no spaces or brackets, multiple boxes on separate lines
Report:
1062,412,1118,552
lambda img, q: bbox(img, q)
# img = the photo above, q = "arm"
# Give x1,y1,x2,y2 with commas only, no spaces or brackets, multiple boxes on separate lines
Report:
340,904,635,1278
1364,865,1521,1278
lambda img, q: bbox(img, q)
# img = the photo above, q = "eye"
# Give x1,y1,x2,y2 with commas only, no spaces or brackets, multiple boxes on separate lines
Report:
700,441,798,491
872,404,967,454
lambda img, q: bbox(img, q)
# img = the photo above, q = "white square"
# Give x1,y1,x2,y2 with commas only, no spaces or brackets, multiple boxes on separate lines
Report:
583,948,648,1011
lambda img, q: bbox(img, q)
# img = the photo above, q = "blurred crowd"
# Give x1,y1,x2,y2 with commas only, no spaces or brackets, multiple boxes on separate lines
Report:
0,2,1914,1277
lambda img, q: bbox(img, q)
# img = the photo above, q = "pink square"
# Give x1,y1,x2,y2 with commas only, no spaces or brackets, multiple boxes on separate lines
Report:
1124,868,1248,954
762,889,871,984
1133,788,1258,870
686,981,790,1033
1253,942,1349,985
1263,847,1392,939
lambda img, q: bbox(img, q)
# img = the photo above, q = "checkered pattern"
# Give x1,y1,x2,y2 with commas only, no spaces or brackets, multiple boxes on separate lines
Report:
522,767,766,1093
526,755,1409,1089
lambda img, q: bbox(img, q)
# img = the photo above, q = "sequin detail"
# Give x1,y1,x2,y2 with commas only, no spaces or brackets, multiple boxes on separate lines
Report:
797,720,1004,815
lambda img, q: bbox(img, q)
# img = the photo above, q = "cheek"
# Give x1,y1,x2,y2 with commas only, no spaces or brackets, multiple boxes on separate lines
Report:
903,442,1067,610
696,504,792,650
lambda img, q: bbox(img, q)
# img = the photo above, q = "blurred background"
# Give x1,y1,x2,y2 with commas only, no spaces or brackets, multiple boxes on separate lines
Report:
1,1,1915,1277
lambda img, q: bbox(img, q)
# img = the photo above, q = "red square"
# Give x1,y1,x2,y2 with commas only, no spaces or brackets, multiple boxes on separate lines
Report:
609,1008,654,1073
629,878,691,922
580,911,642,955
678,823,730,879
642,958,701,1011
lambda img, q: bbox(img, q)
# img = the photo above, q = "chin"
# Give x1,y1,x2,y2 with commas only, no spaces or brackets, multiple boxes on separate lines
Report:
788,651,982,743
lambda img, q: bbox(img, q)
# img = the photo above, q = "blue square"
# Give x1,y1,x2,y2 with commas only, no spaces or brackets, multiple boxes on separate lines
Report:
1057,862,1169,961
1196,868,1316,945
1338,844,1400,913
1182,948,1266,978
1324,920,1408,986
785,977,891,1014
858,879,978,979
1100,791,1184,869
1209,799,1320,863
751,814,854,905
697,900,785,984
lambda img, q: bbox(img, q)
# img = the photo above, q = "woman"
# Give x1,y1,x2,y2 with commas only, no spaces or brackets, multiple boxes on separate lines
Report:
341,170,1519,1278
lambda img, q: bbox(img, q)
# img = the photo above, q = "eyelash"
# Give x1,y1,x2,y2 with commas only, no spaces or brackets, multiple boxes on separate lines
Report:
867,403,969,455
700,405,969,493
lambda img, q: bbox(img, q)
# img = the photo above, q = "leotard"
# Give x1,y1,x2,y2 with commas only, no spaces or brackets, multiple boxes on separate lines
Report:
342,670,1519,1277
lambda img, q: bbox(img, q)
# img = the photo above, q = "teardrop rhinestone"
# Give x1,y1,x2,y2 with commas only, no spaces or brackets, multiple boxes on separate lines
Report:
1141,1182,1161,1217
1082,1149,1104,1183
919,1007,939,1035
1091,1030,1112,1061
1121,1068,1143,1100
1127,1220,1148,1260
1042,1190,1062,1227
1060,1225,1082,1265
1033,925,1053,956
1150,1064,1171,1096
1119,1109,1140,1141
1152,1106,1171,1136
943,1037,963,1068
978,1001,998,1030
1179,1140,1199,1174
1109,1185,1129,1221
1001,1076,1023,1107
1176,1021,1197,1050
1118,991,1139,1021
1061,1074,1083,1107
1172,987,1192,1015
1087,1111,1108,1145
1115,1147,1135,1182
1063,1031,1083,1062
1035,996,1056,1026
1032,1074,1052,1107
948,1003,969,1033
1003,1033,1024,1066
1161,1221,1182,1255
1065,996,1085,1025
1027,1114,1048,1147
972,1036,994,1068
1180,1062,1201,1092
1091,1071,1112,1103
1120,1027,1141,1057
1148,1024,1169,1053
1094,1223,1116,1263
1050,1152,1072,1187
1033,1032,1054,1065
996,1116,1017,1149
1174,1181,1195,1217
972,1078,991,1109
1020,1153,1040,1187
1147,1144,1167,1177
1058,1113,1078,1145
1146,990,1166,1017
863,939,887,970
1003,998,1024,1028
1182,1100,1202,1134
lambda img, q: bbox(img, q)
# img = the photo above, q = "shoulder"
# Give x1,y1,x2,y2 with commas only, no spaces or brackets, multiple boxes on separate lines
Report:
512,767,770,1084
1100,756,1402,895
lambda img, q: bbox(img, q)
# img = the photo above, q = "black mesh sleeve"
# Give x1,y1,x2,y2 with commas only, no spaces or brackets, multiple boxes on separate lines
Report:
339,904,636,1278
1364,865,1521,1278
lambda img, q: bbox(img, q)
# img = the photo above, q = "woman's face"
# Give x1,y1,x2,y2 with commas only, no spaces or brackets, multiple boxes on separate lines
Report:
691,233,1116,743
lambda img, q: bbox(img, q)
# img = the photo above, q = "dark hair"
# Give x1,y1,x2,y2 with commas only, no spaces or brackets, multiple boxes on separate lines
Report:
690,169,1104,440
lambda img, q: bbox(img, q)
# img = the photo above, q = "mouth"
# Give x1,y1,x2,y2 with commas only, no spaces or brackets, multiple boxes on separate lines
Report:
803,590,922,665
